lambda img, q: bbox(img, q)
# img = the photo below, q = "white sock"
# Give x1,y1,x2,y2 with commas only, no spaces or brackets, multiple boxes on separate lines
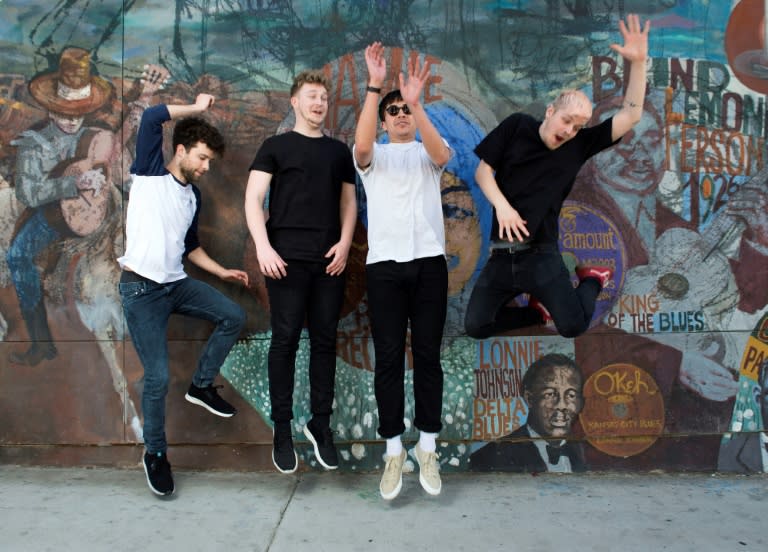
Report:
386,436,403,457
418,431,437,453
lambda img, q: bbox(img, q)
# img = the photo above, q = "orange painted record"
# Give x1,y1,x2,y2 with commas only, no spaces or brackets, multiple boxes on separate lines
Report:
580,363,665,458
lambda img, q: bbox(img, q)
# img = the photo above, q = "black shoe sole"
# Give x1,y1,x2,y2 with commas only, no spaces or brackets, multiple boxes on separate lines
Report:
184,393,236,417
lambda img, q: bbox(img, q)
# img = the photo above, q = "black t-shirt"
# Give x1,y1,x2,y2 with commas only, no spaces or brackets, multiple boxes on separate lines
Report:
474,113,616,244
249,130,356,262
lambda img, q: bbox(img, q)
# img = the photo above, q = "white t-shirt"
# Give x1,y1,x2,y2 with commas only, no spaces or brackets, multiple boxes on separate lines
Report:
354,140,451,264
118,172,198,283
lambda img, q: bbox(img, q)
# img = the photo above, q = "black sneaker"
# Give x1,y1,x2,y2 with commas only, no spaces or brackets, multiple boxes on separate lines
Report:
185,383,236,417
273,424,298,474
143,451,174,496
303,419,339,470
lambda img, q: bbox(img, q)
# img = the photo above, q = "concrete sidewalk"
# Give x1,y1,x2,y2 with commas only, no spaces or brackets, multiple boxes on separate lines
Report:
1,465,766,551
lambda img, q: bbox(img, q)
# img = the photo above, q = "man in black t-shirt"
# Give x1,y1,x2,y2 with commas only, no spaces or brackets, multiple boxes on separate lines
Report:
464,14,650,339
245,70,357,473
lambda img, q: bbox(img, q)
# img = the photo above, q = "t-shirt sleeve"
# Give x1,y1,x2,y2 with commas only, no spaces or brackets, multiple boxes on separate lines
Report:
183,185,202,256
130,104,171,176
583,116,619,158
473,114,520,170
249,137,276,174
340,142,357,184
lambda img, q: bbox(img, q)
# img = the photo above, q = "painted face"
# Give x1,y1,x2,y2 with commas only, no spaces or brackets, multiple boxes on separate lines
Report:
441,173,481,296
292,82,328,130
381,101,416,142
593,102,665,196
177,141,216,183
50,112,84,134
525,365,584,438
539,102,592,150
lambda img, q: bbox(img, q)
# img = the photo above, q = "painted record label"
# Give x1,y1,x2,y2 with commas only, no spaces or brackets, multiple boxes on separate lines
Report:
580,363,665,457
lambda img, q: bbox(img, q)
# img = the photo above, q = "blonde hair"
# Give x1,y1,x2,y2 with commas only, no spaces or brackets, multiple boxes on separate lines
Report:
290,70,331,97
550,89,592,114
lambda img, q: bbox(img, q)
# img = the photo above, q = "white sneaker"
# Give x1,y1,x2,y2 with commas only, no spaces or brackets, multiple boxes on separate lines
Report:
379,449,407,500
413,444,441,496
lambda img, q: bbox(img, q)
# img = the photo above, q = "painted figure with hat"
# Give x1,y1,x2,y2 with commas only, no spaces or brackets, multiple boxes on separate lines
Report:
7,46,114,366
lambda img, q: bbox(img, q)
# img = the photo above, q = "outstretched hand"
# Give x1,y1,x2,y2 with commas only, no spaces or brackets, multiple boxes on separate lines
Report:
610,13,650,63
364,42,387,85
399,55,431,106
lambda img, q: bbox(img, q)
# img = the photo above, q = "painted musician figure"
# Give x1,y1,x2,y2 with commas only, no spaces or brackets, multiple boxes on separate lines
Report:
464,15,651,339
8,47,114,366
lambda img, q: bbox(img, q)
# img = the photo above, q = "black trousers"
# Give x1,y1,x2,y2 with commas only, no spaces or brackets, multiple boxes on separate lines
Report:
464,246,600,339
266,261,345,423
366,255,447,438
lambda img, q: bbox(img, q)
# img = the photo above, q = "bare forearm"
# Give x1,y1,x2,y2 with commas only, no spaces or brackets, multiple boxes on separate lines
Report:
339,183,357,245
476,161,510,209
187,247,225,278
354,89,381,167
410,103,451,167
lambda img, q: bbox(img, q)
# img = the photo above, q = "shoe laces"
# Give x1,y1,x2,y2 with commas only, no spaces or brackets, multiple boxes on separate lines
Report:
420,449,440,476
384,451,404,472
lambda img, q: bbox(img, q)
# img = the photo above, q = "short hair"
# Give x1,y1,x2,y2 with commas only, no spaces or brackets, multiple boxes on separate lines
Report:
290,70,331,97
172,117,225,157
550,89,592,114
522,353,582,392
378,89,404,121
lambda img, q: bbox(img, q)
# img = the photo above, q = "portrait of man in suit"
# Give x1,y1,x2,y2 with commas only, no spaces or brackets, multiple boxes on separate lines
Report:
718,359,768,473
469,353,586,472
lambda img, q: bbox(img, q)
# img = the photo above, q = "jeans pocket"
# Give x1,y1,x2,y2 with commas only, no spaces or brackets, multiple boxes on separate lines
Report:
119,281,147,305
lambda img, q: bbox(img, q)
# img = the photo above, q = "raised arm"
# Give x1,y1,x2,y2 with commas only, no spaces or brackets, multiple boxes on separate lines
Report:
354,42,387,169
166,93,215,119
399,55,451,167
609,14,651,140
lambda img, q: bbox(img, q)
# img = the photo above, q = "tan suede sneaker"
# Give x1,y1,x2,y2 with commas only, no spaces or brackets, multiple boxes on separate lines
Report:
379,449,407,500
413,444,441,496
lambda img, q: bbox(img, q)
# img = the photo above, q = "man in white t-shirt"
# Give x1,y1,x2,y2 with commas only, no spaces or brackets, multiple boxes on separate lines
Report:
118,93,249,497
353,42,453,500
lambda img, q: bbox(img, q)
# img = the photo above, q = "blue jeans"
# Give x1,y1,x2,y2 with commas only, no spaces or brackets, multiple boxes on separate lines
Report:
119,273,246,454
464,246,600,338
7,210,59,311
265,261,345,423
366,255,447,438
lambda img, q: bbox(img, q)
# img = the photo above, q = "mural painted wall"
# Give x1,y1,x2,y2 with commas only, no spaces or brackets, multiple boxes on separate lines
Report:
0,0,766,474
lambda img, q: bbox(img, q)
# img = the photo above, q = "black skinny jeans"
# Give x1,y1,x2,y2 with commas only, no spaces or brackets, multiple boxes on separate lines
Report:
266,260,346,423
366,255,447,438
464,245,600,339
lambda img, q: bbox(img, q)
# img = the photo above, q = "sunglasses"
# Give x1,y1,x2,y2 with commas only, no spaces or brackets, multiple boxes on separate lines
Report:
385,104,411,116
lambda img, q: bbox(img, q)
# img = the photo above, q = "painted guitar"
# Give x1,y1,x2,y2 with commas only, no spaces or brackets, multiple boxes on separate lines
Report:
57,64,170,236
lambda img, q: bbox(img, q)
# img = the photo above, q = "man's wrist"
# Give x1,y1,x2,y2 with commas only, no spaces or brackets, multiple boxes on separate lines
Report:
366,85,382,94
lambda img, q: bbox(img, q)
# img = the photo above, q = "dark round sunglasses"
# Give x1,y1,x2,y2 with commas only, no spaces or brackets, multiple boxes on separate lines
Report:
385,104,411,116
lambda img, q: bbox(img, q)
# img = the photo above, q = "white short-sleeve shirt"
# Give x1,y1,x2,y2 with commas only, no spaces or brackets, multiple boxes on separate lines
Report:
354,140,451,264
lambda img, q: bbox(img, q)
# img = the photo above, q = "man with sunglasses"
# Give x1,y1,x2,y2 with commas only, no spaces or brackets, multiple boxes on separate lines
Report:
354,42,453,500
464,14,650,339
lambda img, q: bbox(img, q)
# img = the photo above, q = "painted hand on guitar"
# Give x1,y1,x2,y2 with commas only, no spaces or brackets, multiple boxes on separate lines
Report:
75,168,106,195
726,181,768,249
